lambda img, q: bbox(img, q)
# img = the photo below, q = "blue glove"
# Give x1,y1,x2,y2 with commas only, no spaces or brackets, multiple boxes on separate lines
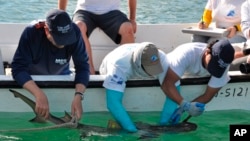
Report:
160,85,180,125
184,101,205,116
106,89,137,132
159,96,178,125
170,100,205,124
169,107,183,124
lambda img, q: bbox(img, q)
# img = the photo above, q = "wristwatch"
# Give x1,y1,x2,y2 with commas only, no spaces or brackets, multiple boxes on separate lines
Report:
75,92,84,100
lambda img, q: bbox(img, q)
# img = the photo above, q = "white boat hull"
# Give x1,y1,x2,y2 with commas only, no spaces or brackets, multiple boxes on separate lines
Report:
0,73,250,113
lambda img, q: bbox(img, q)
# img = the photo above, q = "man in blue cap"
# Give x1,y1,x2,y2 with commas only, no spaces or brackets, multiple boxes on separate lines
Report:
11,9,89,120
160,39,235,125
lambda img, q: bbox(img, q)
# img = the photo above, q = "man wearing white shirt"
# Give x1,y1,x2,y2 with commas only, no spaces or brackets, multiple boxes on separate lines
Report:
161,39,235,124
58,0,137,74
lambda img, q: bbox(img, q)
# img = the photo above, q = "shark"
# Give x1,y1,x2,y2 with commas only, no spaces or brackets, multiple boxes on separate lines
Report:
8,89,197,140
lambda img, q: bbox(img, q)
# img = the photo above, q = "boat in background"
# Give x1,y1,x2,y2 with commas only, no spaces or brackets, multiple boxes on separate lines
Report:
0,23,250,113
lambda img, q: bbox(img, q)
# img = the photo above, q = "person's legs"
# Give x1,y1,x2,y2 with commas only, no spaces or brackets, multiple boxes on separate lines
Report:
98,10,134,44
119,22,134,44
73,10,97,74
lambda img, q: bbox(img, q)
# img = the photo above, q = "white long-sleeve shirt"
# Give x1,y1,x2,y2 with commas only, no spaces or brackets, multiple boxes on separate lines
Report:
241,0,250,39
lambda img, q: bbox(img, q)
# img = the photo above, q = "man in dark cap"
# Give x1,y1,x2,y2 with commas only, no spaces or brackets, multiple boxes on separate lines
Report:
160,39,235,125
11,9,89,120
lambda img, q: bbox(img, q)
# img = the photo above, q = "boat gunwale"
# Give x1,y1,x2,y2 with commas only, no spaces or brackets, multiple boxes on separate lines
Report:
0,72,249,88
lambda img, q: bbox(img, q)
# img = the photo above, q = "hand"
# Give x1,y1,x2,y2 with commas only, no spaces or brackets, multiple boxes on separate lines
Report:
198,21,208,29
130,19,137,33
169,100,205,124
226,26,237,38
159,97,178,125
181,100,205,116
71,95,83,120
169,107,184,124
35,92,49,119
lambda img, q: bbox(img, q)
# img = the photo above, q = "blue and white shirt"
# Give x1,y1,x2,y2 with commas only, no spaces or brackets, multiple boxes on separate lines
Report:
11,21,90,87
99,43,169,92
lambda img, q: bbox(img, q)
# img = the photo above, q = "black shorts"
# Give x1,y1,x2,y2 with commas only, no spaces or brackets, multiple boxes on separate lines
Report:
73,10,129,44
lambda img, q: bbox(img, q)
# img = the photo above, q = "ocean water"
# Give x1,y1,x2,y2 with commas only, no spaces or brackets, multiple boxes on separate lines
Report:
0,0,207,24
0,110,250,141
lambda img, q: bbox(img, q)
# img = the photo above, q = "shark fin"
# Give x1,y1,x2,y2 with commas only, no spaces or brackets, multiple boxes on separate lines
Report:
59,111,72,122
29,116,47,123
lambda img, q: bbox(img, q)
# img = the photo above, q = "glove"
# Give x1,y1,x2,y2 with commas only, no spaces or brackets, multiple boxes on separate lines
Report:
159,96,178,125
169,107,183,124
183,101,205,116
160,85,180,125
106,89,137,132
170,100,205,124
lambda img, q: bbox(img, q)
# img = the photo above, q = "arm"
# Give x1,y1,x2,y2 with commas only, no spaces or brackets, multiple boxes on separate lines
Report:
71,25,90,120
161,68,205,124
71,83,86,120
128,0,136,21
12,26,50,119
100,55,136,131
106,89,137,132
199,0,212,29
198,9,212,29
162,69,218,105
128,0,137,33
161,68,183,105
241,1,250,39
226,25,239,38
72,24,90,87
234,48,250,59
192,85,220,104
160,46,193,105
58,0,68,10
23,80,49,119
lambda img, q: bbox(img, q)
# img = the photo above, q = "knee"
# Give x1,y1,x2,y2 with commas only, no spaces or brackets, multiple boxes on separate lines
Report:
119,22,134,35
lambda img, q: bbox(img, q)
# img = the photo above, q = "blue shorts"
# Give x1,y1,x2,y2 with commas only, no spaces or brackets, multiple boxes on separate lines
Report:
73,10,129,44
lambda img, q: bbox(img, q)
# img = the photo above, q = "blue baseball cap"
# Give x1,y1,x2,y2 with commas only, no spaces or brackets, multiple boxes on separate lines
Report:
46,9,76,45
207,39,235,78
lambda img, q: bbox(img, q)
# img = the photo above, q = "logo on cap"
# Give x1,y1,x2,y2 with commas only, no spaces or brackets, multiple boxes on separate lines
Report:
57,25,71,34
218,58,230,68
151,55,159,62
